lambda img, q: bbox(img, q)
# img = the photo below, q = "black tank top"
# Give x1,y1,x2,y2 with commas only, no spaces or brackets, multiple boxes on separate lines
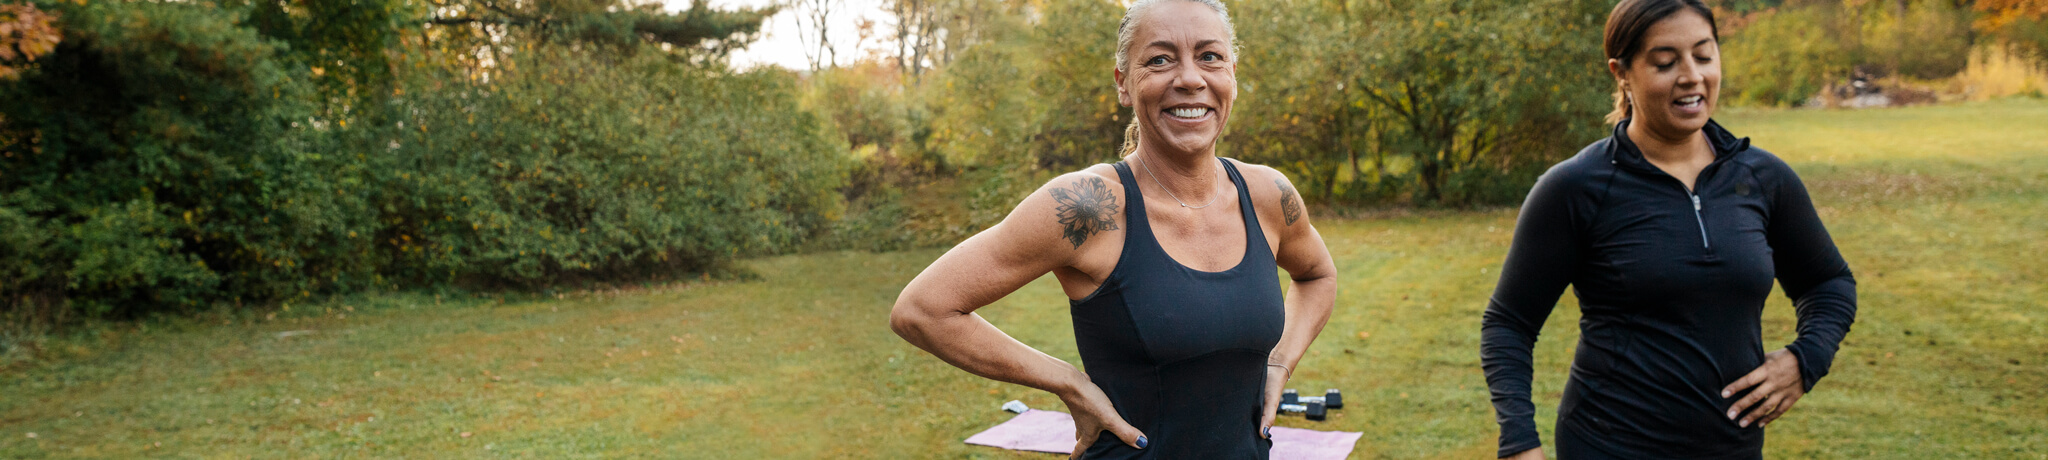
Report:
1071,158,1286,459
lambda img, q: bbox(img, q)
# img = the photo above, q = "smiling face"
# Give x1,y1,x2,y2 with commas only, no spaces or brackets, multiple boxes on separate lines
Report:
1610,9,1720,140
1114,1,1237,157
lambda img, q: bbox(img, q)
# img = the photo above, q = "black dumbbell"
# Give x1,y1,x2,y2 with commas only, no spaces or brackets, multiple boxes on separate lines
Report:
1275,388,1344,421
1278,389,1344,410
1278,401,1329,421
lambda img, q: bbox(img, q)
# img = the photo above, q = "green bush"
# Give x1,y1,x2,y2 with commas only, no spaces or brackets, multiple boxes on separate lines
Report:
1723,1,1975,107
1863,0,1972,80
1724,6,1848,106
360,50,847,286
1,1,849,322
0,1,361,319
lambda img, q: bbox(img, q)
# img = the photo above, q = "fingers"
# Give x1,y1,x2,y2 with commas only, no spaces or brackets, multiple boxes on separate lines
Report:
1725,378,1774,422
1721,367,1768,399
1258,366,1287,439
1760,392,1802,427
1070,428,1097,460
1738,392,1783,427
1102,417,1149,450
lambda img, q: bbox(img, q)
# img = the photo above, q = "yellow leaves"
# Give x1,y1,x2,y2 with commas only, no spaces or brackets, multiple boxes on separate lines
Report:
0,4,61,81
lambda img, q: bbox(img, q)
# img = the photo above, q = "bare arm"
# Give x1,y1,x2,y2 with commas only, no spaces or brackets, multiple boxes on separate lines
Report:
889,223,1089,394
1246,166,1338,437
888,171,1148,453
1263,172,1337,377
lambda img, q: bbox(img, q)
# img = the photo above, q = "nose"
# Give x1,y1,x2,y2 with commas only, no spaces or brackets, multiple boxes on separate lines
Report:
1173,55,1207,93
1676,58,1701,88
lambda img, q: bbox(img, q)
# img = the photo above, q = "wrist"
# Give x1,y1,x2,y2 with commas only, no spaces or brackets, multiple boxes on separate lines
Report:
1265,362,1292,381
1048,367,1094,400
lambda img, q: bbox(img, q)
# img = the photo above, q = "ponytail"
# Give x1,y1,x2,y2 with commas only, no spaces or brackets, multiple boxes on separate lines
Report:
1606,86,1631,125
1118,118,1141,156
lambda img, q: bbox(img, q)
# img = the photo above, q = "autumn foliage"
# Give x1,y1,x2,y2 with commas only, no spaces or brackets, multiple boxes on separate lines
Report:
0,3,58,80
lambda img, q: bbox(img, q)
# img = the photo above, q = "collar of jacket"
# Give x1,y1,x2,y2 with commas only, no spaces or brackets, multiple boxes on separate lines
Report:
1607,118,1753,174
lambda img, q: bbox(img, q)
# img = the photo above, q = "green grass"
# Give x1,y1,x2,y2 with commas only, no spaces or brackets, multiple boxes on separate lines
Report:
3,100,2045,458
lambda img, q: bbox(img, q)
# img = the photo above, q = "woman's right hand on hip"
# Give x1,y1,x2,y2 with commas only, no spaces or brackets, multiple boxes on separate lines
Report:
1062,380,1147,458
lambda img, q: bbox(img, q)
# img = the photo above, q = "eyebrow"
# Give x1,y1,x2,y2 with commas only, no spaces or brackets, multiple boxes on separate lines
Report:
1145,39,1226,52
1646,38,1715,54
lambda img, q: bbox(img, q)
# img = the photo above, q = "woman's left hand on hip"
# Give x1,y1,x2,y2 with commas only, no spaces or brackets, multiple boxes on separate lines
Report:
1257,364,1288,439
1722,348,1806,428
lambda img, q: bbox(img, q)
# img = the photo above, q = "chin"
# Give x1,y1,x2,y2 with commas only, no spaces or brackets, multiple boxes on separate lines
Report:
1645,112,1709,135
1162,133,1219,154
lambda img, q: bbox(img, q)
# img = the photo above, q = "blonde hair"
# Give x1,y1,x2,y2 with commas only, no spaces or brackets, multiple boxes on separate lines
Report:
1114,0,1237,156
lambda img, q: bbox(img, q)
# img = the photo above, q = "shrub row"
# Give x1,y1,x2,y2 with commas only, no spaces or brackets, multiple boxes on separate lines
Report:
0,1,846,321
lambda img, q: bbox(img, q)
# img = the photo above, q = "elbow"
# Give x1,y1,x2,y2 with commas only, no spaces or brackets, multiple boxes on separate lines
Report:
888,301,919,341
888,298,932,345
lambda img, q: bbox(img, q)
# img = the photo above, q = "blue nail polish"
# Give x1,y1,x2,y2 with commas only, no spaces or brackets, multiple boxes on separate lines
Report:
1137,436,1149,449
1263,426,1272,438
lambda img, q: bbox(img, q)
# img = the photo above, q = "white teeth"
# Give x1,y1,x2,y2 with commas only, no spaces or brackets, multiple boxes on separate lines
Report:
1676,95,1703,106
1168,107,1209,118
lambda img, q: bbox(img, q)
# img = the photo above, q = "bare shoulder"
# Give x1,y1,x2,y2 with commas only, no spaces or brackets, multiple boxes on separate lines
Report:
1002,164,1129,251
1225,159,1307,228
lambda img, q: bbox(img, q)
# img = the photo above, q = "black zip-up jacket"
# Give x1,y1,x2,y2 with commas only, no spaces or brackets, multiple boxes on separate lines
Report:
1481,120,1857,459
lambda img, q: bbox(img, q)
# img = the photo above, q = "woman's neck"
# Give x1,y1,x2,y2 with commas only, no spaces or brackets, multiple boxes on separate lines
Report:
1131,145,1223,205
1626,118,1712,166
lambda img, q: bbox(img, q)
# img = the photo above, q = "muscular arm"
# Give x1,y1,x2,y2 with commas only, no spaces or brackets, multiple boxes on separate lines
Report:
1259,170,1337,375
889,172,1122,398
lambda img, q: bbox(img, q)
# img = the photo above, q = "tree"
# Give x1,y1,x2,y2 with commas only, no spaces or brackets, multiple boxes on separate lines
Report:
423,0,774,54
1345,0,1607,203
0,3,59,81
1977,0,2048,61
1,1,353,317
1229,0,1365,201
1027,0,1121,170
794,0,841,70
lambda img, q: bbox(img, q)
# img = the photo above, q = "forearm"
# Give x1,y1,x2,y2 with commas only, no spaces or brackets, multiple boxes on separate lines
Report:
892,303,1088,398
1784,275,1857,391
1268,275,1336,372
1480,314,1542,457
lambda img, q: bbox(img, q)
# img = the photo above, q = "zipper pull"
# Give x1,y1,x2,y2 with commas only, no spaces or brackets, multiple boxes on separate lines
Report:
1692,194,1701,211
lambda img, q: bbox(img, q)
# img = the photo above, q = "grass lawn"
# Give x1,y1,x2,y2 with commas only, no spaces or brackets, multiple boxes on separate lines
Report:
2,100,2045,458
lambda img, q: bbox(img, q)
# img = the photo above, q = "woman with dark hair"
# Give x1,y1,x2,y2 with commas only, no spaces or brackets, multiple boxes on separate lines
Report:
889,1,1337,458
1480,1,1858,459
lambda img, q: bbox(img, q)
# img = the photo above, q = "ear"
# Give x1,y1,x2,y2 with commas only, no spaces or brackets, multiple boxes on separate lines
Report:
1115,67,1133,107
1607,58,1628,86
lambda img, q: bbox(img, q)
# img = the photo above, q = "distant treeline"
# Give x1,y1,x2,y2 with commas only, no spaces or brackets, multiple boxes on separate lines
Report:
805,0,2046,224
0,0,2042,323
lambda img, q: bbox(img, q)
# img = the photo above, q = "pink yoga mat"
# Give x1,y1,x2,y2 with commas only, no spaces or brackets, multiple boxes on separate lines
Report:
964,410,1363,459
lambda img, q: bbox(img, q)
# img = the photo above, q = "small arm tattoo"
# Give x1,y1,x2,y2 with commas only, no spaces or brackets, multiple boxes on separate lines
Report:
1277,179,1302,226
1050,177,1120,248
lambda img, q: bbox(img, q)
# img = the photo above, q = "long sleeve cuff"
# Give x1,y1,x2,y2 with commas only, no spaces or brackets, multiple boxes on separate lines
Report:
1497,421,1542,459
1784,339,1834,393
